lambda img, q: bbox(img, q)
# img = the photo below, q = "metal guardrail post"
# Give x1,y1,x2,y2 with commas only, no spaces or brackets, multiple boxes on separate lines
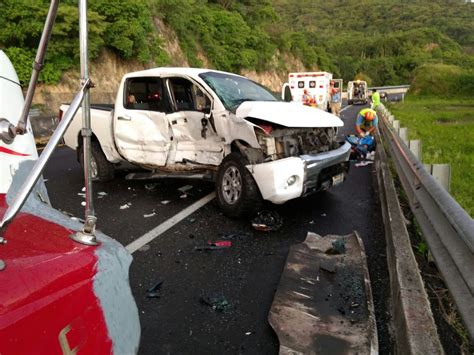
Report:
399,127,408,146
409,140,422,161
431,164,451,192
393,120,400,133
377,104,474,341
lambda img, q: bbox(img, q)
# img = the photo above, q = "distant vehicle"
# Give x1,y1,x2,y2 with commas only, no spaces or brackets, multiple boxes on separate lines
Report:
281,72,343,111
62,68,351,217
0,3,140,352
347,80,368,105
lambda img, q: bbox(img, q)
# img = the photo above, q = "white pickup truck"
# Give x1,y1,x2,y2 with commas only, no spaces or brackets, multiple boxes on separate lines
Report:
63,68,351,217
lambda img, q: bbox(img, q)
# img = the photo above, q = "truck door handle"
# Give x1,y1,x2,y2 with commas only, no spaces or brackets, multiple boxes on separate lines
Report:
118,115,131,121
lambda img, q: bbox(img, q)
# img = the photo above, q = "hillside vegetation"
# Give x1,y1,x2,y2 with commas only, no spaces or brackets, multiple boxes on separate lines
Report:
0,0,473,87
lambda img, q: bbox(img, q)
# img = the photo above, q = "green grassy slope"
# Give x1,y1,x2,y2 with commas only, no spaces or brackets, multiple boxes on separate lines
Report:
388,97,473,216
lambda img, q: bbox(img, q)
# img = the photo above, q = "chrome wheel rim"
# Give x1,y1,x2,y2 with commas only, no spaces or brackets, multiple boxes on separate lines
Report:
222,166,242,205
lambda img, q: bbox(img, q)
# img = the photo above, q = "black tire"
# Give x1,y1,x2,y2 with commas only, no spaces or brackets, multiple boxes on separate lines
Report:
348,100,352,105
216,152,262,218
79,141,115,182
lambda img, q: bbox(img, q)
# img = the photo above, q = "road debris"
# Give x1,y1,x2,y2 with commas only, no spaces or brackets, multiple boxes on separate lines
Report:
161,200,171,205
97,191,108,198
81,201,86,207
145,183,159,191
320,258,337,273
195,240,232,251
120,202,132,210
268,232,377,354
328,238,346,255
146,280,163,298
355,161,374,168
220,231,252,241
138,244,151,252
143,212,156,218
178,185,193,194
251,211,283,232
200,295,231,312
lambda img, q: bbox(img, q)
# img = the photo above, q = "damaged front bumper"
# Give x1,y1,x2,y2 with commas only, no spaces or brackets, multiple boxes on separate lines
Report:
247,141,351,204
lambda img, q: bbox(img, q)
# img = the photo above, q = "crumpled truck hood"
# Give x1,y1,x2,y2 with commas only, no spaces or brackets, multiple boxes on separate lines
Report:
236,101,344,128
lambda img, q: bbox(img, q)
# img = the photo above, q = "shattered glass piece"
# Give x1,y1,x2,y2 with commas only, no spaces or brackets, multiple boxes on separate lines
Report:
145,183,159,191
178,185,193,193
327,238,346,255
200,295,231,312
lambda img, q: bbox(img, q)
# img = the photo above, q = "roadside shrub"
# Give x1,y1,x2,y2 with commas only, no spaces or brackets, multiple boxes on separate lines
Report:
409,64,474,97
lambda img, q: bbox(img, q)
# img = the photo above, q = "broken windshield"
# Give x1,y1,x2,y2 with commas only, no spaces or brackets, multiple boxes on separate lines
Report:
199,71,277,111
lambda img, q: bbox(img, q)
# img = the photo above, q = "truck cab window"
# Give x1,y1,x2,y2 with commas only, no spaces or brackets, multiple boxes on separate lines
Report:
124,77,171,113
169,78,211,113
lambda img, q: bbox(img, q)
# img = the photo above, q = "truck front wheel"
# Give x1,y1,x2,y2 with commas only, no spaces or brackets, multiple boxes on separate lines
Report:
216,153,262,218
79,141,115,182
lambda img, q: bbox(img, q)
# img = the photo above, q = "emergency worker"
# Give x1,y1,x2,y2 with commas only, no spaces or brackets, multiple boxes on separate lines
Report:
371,89,380,109
330,88,341,116
302,89,312,106
355,108,378,137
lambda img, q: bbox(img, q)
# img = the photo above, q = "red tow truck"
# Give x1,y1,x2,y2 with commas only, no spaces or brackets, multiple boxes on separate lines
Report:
0,1,140,353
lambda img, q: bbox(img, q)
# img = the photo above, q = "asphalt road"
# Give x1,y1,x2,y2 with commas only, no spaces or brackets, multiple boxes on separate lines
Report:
43,103,393,354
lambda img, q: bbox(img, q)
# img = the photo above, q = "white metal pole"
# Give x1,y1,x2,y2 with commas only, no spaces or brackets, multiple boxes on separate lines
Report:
72,0,98,245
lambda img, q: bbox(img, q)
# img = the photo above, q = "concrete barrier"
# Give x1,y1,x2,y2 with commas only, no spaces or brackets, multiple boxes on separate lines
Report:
375,133,443,354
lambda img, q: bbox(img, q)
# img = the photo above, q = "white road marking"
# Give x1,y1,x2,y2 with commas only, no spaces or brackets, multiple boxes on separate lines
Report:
126,192,216,254
340,105,352,113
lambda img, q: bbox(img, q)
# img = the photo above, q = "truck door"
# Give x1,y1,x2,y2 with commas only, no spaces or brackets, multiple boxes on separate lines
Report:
315,78,328,109
347,81,354,104
164,77,223,166
113,77,172,166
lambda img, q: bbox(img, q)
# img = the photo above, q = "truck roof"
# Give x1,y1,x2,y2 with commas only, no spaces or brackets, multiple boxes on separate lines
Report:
124,67,247,79
288,72,332,78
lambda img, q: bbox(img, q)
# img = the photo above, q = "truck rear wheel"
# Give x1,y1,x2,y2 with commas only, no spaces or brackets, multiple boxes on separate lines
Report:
216,153,262,218
79,141,115,182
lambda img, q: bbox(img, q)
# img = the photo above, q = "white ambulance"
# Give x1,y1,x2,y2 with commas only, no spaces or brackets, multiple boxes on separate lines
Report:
281,72,342,111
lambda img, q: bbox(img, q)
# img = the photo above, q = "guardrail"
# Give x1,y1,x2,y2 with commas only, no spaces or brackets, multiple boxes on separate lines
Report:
377,104,474,341
369,85,410,91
